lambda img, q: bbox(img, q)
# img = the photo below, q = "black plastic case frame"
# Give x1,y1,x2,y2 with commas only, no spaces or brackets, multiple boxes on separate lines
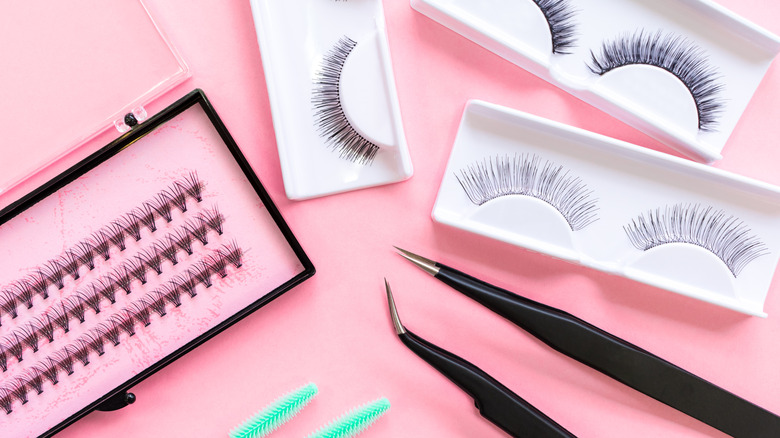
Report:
0,89,315,437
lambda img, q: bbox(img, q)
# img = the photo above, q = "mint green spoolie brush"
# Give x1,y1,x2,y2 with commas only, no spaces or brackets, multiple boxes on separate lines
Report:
306,397,391,438
228,382,319,438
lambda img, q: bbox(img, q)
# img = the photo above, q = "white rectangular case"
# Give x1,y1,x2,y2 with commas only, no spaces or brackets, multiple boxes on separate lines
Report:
251,0,413,200
412,0,780,163
434,100,780,317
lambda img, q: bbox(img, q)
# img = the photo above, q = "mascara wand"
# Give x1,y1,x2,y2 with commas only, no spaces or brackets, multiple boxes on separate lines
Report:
229,382,318,438
384,280,575,438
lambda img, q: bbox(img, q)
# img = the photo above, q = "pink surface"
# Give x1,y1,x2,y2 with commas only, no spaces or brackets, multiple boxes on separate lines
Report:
1,0,780,437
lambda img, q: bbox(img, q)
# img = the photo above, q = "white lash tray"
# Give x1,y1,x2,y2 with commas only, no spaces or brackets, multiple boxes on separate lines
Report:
250,0,413,200
411,0,780,163
434,100,780,317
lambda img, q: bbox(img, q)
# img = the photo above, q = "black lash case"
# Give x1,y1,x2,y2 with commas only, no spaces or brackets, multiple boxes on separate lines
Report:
0,89,315,437
0,4,314,436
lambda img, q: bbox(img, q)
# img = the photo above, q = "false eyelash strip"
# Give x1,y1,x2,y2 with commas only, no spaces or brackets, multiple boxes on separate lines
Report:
624,204,768,277
455,154,599,231
532,0,577,54
0,243,243,414
0,210,226,367
312,36,380,165
0,174,206,323
587,30,724,132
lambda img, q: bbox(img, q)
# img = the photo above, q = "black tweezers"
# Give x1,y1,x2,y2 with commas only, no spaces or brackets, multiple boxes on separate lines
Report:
386,248,780,438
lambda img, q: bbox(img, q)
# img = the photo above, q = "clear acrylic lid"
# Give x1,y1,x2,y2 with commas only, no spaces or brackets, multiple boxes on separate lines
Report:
0,1,189,195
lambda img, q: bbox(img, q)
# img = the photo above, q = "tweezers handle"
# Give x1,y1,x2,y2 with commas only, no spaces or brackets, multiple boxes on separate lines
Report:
436,265,780,438
401,331,576,438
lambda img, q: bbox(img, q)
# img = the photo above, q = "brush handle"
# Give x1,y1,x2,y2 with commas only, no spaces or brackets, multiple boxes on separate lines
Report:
435,264,780,438
401,331,575,438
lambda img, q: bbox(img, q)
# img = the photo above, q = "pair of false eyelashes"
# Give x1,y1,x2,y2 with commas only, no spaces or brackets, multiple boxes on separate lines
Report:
455,154,768,277
535,0,723,132
0,243,245,415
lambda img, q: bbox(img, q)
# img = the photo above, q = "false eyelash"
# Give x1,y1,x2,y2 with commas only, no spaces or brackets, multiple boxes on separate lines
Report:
73,242,96,271
455,154,599,231
0,175,207,323
624,204,768,277
312,36,380,165
50,303,71,332
532,0,577,54
588,30,724,132
133,205,158,233
15,326,39,353
23,370,44,395
65,296,86,324
177,172,205,203
200,208,225,236
96,322,121,347
0,291,19,323
52,350,75,375
0,245,245,412
0,346,7,372
94,278,118,304
90,232,111,261
70,342,92,366
111,312,136,337
8,380,28,405
32,316,55,343
78,289,103,314
35,358,60,385
11,283,33,310
220,241,244,268
3,335,24,362
0,389,13,414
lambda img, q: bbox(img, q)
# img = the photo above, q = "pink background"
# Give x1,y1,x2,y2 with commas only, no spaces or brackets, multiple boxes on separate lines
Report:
2,0,779,437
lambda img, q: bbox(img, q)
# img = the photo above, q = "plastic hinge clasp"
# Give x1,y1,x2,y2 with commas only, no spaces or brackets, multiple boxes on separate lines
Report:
114,106,148,133
95,390,136,412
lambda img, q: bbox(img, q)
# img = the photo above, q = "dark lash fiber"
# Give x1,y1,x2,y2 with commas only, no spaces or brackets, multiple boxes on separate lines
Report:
455,154,599,231
624,204,768,277
0,212,227,365
312,36,380,165
533,0,577,54
588,30,724,132
0,174,206,322
0,246,245,412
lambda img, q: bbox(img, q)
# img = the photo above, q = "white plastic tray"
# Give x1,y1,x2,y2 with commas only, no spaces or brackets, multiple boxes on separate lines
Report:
250,0,413,200
412,0,780,163
434,100,780,317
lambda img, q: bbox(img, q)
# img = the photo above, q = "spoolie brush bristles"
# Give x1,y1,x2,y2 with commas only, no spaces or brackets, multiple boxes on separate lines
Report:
229,383,318,438
306,398,390,438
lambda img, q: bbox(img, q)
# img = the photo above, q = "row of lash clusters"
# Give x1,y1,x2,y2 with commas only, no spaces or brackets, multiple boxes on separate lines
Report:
0,208,226,367
0,242,244,415
0,173,205,321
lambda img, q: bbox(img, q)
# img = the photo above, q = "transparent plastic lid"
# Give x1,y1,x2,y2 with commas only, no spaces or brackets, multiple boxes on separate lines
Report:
0,1,189,195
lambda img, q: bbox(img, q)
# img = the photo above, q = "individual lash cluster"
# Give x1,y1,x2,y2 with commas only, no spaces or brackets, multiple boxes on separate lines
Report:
532,0,577,54
0,173,205,321
0,243,243,415
0,209,225,367
624,204,768,277
588,30,724,132
312,36,380,165
455,154,599,231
